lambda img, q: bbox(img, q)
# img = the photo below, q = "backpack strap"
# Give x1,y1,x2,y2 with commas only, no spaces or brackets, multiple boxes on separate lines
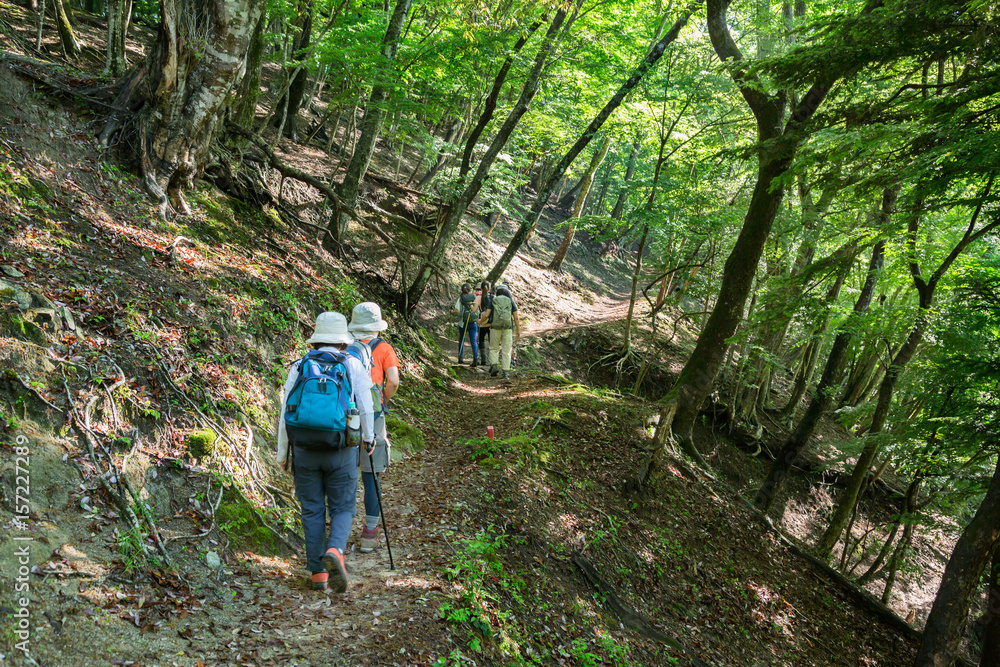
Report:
364,337,389,416
345,341,374,372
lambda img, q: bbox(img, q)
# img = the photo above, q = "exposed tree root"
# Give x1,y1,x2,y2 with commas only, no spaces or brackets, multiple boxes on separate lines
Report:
572,551,709,666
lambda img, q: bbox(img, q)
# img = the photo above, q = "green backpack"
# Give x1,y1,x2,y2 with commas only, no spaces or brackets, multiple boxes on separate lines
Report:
492,295,513,330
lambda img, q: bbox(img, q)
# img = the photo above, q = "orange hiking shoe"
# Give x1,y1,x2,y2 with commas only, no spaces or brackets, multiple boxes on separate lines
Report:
322,548,348,593
310,572,329,591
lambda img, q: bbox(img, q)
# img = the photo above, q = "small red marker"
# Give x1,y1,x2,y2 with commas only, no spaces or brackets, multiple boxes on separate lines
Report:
487,426,494,439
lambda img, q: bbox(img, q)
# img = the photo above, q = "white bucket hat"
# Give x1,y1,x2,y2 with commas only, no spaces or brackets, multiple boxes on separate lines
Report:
348,302,389,333
306,312,354,345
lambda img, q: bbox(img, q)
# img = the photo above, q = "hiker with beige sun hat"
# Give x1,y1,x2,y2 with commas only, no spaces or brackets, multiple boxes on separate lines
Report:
348,302,401,554
277,312,376,593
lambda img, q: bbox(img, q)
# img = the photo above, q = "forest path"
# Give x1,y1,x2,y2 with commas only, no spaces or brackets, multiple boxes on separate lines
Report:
177,370,557,665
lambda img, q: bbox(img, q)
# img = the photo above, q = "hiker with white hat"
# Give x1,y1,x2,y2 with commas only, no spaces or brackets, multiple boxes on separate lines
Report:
348,302,401,554
277,312,376,593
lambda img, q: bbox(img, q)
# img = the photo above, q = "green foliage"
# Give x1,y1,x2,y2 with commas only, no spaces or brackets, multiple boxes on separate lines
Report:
115,525,147,576
327,278,363,313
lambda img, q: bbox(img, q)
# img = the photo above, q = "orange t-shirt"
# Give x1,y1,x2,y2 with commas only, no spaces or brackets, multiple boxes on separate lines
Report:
358,337,400,387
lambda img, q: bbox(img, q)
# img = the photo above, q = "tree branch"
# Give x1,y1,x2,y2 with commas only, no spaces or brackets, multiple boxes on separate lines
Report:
929,173,996,288
705,0,775,119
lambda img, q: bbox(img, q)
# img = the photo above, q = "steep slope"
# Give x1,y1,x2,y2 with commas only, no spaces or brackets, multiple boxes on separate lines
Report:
0,17,950,667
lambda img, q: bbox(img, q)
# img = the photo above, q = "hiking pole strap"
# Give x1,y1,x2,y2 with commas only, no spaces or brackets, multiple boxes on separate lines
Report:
369,452,395,570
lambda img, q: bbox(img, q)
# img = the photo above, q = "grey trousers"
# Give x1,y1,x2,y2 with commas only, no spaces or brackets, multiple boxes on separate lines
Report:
292,445,359,573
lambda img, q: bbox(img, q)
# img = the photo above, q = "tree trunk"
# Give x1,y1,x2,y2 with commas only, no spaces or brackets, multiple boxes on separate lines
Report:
913,455,1000,667
485,1,703,287
107,0,265,218
556,174,584,208
105,0,132,76
644,0,877,474
403,6,572,312
610,135,641,220
459,20,542,178
814,306,929,558
651,137,791,466
283,0,314,140
980,541,1000,667
231,9,267,133
589,164,611,216
857,514,903,586
738,182,838,421
818,179,997,559
840,341,885,408
881,499,917,605
327,0,413,246
752,235,886,513
856,472,919,586
52,0,81,57
622,224,649,353
303,63,326,113
416,116,465,189
35,0,45,50
550,136,611,271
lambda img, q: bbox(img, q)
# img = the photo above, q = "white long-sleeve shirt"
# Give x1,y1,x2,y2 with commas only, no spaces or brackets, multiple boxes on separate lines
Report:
276,346,375,464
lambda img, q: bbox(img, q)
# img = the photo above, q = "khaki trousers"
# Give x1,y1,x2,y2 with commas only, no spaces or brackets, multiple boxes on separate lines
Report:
488,327,514,370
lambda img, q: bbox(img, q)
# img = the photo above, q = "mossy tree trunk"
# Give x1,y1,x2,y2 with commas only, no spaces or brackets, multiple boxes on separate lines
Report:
105,0,132,76
980,542,1000,667
232,9,267,132
913,455,1000,667
53,0,81,57
646,0,862,471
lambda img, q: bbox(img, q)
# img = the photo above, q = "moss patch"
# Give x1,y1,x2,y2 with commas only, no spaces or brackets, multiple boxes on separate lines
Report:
0,312,46,344
215,489,281,555
186,428,217,459
386,415,425,453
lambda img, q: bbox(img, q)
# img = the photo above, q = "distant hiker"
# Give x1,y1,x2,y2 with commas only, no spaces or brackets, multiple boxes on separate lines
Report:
348,302,400,554
277,312,376,593
476,280,492,367
479,284,521,379
454,283,479,366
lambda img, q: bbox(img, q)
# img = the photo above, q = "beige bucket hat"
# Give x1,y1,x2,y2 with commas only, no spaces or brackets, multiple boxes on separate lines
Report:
348,302,389,333
306,312,354,345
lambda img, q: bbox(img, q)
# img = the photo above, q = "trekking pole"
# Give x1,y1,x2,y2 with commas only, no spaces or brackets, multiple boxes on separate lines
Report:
367,449,395,570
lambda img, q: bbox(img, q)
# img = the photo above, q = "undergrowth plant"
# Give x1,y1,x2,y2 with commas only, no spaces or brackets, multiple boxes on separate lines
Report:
115,525,147,575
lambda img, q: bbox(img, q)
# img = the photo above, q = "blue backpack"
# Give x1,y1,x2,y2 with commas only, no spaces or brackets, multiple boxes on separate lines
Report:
284,350,353,450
